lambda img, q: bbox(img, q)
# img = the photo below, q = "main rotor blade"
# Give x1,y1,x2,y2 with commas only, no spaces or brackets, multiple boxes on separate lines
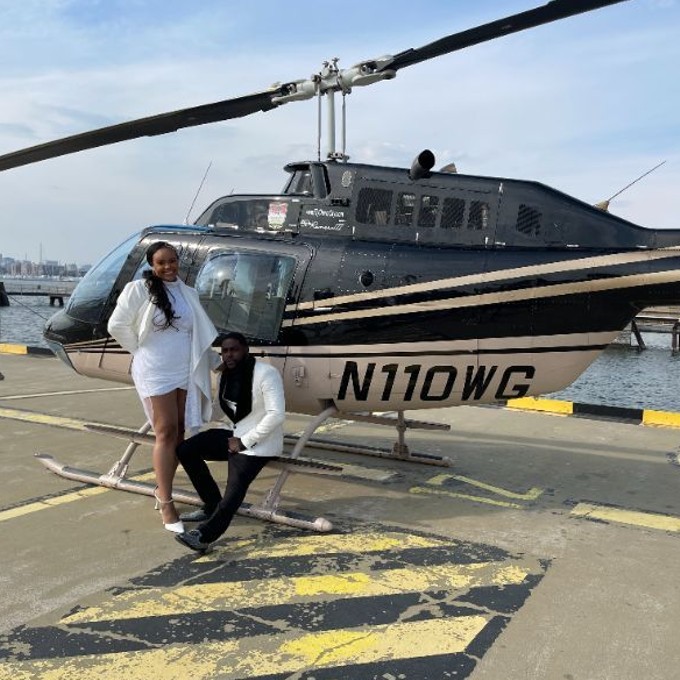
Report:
0,88,283,172
0,0,628,173
386,0,628,72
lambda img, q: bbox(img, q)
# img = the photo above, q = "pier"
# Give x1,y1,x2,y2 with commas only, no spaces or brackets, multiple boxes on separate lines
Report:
616,305,680,352
0,280,76,307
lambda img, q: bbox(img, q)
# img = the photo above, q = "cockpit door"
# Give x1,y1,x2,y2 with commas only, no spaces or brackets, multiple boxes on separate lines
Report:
190,237,319,412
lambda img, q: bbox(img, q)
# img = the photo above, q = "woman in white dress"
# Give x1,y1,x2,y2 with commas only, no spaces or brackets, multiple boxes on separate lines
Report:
107,242,218,533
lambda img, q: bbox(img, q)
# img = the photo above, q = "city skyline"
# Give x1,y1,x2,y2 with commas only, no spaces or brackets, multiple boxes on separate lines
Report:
0,252,88,278
0,252,90,268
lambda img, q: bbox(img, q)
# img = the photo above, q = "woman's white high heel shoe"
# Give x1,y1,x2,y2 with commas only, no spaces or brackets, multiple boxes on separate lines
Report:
154,488,185,534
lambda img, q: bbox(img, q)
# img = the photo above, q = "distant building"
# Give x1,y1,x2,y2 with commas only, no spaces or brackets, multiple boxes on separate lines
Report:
0,255,86,278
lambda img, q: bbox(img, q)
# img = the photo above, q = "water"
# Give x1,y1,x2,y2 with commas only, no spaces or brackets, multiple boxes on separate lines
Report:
0,296,56,348
548,333,680,412
1,299,680,411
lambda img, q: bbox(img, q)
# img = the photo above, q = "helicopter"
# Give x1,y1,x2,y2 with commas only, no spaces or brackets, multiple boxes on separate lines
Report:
3,0,678,531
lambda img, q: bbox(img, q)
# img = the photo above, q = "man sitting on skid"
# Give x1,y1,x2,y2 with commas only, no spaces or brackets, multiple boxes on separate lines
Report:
175,331,285,552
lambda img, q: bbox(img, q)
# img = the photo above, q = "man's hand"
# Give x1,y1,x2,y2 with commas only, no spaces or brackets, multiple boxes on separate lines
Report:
228,436,244,453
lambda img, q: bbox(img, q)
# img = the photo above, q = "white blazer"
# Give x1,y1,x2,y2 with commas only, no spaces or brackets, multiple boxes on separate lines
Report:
107,278,218,423
212,361,285,458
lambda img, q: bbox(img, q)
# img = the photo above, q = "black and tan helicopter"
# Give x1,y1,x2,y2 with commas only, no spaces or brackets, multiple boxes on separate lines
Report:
2,0,677,530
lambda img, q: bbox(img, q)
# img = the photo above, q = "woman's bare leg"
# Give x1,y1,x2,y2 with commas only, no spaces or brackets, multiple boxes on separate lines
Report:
176,389,187,445
149,390,184,525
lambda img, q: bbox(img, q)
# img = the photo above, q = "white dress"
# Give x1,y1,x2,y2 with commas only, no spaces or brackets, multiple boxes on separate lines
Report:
131,280,201,427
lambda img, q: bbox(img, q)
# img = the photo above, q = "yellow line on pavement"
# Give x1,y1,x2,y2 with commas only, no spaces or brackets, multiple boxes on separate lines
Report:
0,487,110,522
0,616,488,680
0,387,134,400
426,473,543,501
61,559,531,624
197,530,450,562
0,406,91,432
0,473,155,524
571,502,680,533
410,485,523,509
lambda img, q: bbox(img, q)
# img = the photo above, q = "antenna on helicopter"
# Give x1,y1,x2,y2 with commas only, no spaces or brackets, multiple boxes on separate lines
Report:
184,160,213,224
594,160,667,212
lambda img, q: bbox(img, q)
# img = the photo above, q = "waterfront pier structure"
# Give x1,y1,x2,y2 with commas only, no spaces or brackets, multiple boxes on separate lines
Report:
0,280,76,307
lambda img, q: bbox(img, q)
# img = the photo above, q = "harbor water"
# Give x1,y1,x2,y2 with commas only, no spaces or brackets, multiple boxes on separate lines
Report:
0,296,55,348
2,298,680,412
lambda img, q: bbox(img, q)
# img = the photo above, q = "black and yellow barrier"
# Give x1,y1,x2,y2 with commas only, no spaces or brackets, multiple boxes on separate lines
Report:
0,343,53,356
506,396,680,429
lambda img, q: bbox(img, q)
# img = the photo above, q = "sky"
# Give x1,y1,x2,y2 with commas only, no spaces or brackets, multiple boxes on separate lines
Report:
0,0,678,265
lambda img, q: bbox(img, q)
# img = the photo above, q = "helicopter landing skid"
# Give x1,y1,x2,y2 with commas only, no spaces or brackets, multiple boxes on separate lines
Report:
285,409,453,467
34,415,338,533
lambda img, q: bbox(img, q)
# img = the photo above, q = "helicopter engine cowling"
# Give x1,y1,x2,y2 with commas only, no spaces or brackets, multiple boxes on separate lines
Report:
409,149,435,180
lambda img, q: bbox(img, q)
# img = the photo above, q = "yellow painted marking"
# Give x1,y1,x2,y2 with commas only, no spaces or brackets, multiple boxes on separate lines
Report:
507,396,573,414
197,530,449,562
0,387,134,401
0,616,488,680
410,485,523,509
0,407,91,432
571,502,680,533
284,453,395,482
426,473,543,501
61,559,531,624
0,473,155,524
0,487,110,522
642,409,680,428
0,343,28,355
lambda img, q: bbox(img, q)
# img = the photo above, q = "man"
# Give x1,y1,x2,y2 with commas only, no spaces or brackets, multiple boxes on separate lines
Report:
175,331,285,552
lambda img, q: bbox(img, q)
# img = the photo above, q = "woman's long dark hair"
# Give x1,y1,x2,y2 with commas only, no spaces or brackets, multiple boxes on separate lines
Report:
143,241,179,329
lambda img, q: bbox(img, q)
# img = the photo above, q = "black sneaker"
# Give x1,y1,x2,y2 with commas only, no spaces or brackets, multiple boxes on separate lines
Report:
179,507,213,522
175,529,211,553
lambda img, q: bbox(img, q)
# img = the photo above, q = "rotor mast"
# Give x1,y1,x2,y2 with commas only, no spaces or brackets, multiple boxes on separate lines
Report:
271,56,396,161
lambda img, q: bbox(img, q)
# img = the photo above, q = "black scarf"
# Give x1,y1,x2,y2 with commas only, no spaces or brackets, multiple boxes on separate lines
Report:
218,354,256,423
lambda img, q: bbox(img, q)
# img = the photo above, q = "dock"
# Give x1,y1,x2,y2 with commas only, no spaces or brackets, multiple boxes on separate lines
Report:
1,350,679,679
0,280,76,307
613,305,680,351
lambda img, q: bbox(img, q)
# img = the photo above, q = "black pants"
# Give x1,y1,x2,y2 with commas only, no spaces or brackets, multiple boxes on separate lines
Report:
176,428,269,543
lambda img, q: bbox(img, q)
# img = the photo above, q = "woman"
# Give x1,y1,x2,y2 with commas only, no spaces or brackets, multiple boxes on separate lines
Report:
107,242,218,533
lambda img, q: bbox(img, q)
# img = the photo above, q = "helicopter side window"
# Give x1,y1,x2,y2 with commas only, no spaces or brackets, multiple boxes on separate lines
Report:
195,252,295,340
395,192,416,226
441,198,466,229
418,195,440,228
285,170,313,195
468,201,490,231
356,187,393,226
211,203,241,227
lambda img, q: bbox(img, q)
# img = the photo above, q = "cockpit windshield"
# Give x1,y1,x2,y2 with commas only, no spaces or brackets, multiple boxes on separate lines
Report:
66,233,140,323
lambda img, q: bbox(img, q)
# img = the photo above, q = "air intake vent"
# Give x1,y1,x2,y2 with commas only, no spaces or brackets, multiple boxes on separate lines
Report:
441,197,465,229
516,204,542,236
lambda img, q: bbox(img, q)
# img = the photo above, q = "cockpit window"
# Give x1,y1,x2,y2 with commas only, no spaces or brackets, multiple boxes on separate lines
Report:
284,169,313,195
195,251,295,340
67,233,140,323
